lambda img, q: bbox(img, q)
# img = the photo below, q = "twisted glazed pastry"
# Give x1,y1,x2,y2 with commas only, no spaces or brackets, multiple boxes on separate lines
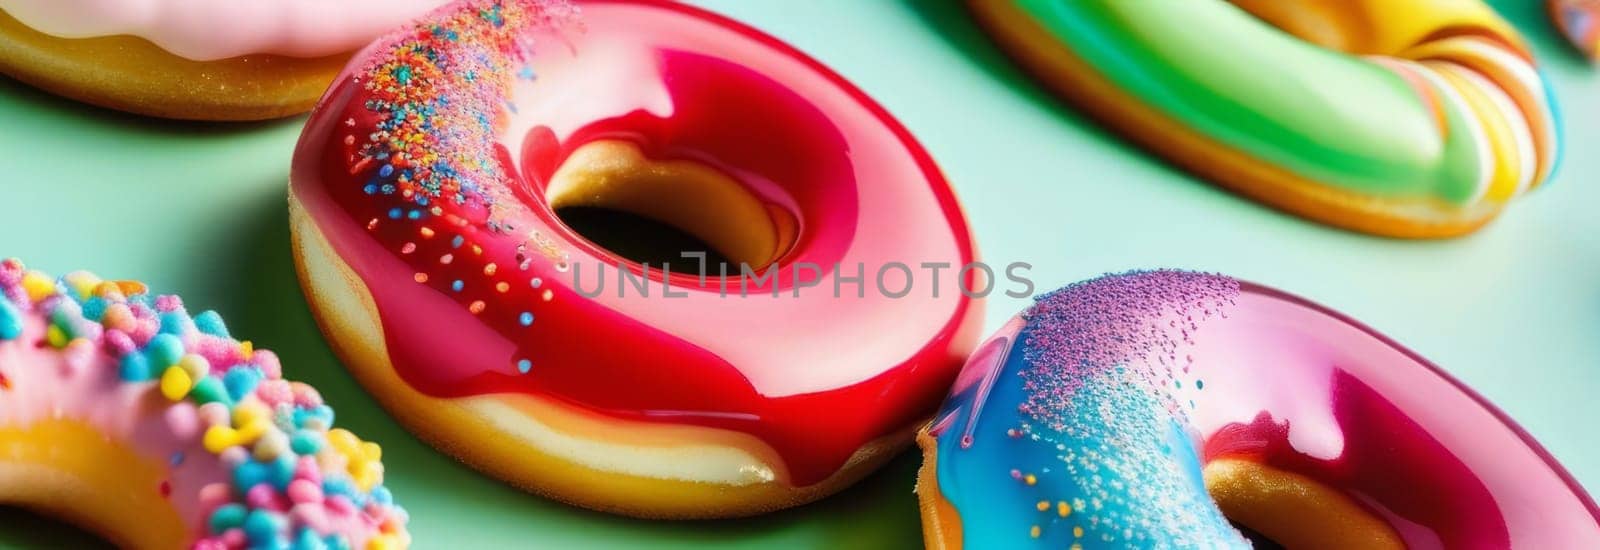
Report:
0,259,408,549
971,0,1562,238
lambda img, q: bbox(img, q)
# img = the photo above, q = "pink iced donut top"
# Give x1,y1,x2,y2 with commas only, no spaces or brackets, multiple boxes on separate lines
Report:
0,0,452,60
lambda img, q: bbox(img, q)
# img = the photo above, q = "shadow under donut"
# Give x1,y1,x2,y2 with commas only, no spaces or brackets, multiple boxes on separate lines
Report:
897,0,1109,141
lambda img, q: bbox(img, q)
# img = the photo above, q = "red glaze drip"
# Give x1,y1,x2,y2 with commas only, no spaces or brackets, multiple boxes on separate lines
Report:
291,0,980,486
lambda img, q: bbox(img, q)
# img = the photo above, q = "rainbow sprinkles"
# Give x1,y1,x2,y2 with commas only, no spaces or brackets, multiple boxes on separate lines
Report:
351,0,574,219
343,0,578,373
0,258,408,549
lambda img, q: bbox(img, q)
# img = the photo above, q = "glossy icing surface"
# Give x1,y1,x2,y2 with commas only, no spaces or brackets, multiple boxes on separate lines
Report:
0,0,451,60
291,0,979,486
1004,0,1558,209
0,259,407,549
927,272,1600,549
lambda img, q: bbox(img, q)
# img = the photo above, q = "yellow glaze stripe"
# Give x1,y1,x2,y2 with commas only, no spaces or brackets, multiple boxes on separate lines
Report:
1430,63,1525,202
1234,0,1523,56
1404,37,1557,187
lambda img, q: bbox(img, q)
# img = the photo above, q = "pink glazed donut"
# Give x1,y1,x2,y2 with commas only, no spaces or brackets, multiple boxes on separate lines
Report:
289,0,982,517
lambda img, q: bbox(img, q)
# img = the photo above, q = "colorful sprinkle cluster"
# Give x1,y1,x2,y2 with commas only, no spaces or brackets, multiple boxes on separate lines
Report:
0,259,407,550
342,0,574,372
933,271,1249,548
1019,271,1236,428
355,1,535,210
1010,271,1242,548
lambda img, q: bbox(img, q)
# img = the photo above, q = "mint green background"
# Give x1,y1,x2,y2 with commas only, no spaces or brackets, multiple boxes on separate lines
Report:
0,1,1594,547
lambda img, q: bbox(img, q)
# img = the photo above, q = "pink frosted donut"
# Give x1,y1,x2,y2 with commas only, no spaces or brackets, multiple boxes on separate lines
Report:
0,0,450,60
0,259,409,549
0,0,451,119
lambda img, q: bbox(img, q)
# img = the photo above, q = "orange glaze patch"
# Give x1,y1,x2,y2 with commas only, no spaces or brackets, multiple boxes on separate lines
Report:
914,429,963,550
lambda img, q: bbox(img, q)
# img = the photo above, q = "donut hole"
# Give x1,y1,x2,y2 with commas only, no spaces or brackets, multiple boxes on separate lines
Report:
514,45,867,288
545,140,790,276
552,206,733,275
0,509,110,549
1229,522,1286,550
1203,455,1403,548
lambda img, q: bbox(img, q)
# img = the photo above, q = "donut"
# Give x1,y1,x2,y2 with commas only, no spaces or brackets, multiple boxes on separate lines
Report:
916,271,1600,549
288,0,981,518
0,259,409,549
1551,0,1600,60
969,0,1562,238
0,0,450,120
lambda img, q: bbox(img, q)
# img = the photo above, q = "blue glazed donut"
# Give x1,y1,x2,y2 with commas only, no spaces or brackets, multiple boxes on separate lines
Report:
915,270,1599,549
